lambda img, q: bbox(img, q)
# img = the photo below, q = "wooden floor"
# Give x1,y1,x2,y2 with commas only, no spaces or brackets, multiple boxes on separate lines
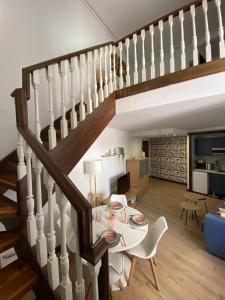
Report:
112,179,225,300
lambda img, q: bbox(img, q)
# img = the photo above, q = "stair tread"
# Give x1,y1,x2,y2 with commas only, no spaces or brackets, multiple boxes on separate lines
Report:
0,231,22,253
0,195,17,219
0,161,17,191
0,259,39,300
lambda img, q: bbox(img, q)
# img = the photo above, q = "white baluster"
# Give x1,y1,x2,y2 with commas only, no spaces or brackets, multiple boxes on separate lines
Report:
56,188,72,300
203,0,212,62
149,25,155,79
125,38,131,87
69,57,78,129
93,49,99,108
46,65,57,149
108,44,113,93
25,145,37,247
104,46,109,97
113,45,117,90
44,171,59,290
141,29,146,82
87,52,93,114
215,0,225,58
79,54,86,121
169,15,175,73
159,20,165,76
179,10,186,70
59,61,68,138
32,70,42,142
190,5,199,66
99,48,104,103
71,208,85,300
133,34,138,84
86,260,102,300
17,132,26,180
35,159,47,267
119,42,123,89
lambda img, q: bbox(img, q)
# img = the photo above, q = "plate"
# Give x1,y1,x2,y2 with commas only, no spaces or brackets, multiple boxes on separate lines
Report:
110,202,123,210
130,214,147,226
100,230,120,247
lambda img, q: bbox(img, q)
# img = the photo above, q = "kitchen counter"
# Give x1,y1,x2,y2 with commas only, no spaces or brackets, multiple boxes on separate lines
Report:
193,169,225,175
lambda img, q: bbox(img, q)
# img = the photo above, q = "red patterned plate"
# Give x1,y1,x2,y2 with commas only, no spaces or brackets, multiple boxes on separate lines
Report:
131,214,146,225
110,202,123,210
100,230,118,244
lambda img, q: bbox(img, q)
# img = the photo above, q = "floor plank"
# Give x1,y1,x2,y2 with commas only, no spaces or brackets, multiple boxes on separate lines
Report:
112,179,225,300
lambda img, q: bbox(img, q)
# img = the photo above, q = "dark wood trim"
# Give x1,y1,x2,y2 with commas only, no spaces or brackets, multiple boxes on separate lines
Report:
188,129,225,136
51,93,116,174
151,176,187,186
14,89,28,127
115,0,213,45
115,58,225,99
98,251,109,300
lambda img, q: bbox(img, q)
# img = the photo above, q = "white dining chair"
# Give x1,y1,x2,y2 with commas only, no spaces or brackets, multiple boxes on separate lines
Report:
127,216,168,291
110,194,128,207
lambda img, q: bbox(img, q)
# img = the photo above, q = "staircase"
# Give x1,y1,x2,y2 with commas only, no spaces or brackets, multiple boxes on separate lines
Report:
1,0,225,299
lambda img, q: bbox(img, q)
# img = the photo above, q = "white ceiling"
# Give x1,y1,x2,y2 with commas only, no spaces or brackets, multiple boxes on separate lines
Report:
109,94,225,136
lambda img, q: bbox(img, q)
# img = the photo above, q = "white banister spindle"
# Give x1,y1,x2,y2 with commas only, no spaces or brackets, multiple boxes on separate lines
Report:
87,52,93,114
203,0,212,62
46,65,57,149
190,5,199,66
104,46,109,98
113,45,117,90
25,145,37,247
59,61,68,138
56,188,72,300
159,20,165,76
71,208,85,300
169,15,175,73
17,132,26,180
32,70,42,142
109,44,113,93
79,54,86,121
141,29,146,82
93,49,99,108
119,42,123,89
69,58,78,129
125,38,130,87
215,0,225,58
86,261,102,300
133,34,138,84
149,25,155,79
179,10,186,70
99,48,104,103
35,159,47,267
44,172,59,290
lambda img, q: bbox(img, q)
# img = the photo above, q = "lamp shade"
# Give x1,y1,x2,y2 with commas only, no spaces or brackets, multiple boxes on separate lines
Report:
85,160,103,175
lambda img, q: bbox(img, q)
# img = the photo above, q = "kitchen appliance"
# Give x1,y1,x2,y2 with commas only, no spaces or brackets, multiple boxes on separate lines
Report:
212,148,225,154
206,163,212,170
195,160,206,169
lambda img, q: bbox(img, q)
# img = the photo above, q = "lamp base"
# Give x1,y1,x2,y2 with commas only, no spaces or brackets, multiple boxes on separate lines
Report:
90,193,101,207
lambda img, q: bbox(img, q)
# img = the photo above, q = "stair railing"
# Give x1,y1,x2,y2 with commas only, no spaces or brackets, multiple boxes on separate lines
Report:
13,41,115,300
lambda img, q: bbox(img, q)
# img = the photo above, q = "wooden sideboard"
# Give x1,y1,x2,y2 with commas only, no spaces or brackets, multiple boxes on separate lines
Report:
126,158,149,195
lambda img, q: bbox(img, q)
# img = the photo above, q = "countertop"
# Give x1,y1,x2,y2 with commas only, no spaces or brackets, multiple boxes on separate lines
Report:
193,169,225,175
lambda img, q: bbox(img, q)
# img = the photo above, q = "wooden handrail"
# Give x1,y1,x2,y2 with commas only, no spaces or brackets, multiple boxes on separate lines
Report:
21,41,113,100
14,88,109,264
115,0,213,45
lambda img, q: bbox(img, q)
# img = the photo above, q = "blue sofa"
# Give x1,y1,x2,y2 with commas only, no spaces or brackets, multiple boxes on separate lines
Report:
204,212,225,260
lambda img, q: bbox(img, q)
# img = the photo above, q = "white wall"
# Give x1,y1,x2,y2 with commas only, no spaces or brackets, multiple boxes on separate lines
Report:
69,127,141,200
0,0,112,159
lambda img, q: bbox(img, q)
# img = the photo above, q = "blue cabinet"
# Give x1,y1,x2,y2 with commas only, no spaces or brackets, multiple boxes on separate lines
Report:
195,137,225,156
210,173,225,195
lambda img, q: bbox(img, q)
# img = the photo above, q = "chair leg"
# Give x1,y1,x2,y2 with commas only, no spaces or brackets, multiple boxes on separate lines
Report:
149,258,159,291
128,256,136,286
153,256,157,266
204,201,208,213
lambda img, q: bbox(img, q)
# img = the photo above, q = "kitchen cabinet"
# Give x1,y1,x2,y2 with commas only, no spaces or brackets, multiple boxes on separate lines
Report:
192,171,209,194
210,173,225,195
195,137,225,156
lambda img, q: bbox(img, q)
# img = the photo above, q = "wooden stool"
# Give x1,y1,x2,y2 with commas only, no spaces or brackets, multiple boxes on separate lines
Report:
180,202,200,226
184,192,208,213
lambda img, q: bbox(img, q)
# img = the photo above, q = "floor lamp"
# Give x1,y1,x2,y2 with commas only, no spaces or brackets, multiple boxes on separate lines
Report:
86,160,103,207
